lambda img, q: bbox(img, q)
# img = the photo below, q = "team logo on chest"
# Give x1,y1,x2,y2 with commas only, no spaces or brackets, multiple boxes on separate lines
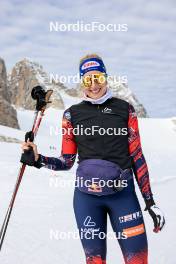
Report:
102,107,112,114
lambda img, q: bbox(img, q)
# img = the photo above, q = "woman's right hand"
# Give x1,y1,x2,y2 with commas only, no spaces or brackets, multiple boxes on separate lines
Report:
21,141,39,161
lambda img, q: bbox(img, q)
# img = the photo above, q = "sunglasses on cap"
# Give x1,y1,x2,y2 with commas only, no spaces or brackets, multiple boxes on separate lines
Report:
81,73,107,88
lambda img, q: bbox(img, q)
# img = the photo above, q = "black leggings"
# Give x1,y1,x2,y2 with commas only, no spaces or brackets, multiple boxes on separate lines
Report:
73,179,148,264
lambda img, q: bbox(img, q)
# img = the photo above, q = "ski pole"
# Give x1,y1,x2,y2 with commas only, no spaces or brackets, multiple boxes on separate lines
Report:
0,86,53,252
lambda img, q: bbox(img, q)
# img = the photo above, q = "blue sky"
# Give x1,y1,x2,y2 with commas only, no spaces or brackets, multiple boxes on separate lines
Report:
0,0,176,117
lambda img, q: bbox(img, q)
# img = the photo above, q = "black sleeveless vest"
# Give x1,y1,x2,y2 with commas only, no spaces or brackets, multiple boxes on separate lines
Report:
69,97,132,169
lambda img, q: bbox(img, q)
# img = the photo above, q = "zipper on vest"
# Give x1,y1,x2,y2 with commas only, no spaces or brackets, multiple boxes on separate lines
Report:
97,104,102,114
97,104,105,158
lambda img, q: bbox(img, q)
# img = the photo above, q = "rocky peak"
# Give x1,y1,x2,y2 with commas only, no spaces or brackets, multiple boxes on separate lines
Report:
8,58,65,110
0,57,19,129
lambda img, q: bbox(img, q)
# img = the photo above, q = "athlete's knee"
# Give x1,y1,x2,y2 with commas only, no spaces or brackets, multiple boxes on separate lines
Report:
86,255,106,264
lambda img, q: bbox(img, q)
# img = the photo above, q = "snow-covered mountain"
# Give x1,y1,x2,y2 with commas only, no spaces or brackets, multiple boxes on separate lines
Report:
0,57,19,129
0,102,176,263
7,58,148,117
8,58,65,110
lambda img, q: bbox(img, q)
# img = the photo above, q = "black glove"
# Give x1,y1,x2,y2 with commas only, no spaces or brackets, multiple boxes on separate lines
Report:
20,131,35,166
33,154,44,169
145,204,165,233
20,147,35,166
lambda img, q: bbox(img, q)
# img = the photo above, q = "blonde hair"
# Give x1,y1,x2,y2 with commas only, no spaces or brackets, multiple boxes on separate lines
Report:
79,53,103,66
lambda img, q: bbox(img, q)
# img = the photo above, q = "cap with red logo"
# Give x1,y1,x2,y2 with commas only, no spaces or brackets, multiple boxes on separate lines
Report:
79,57,107,77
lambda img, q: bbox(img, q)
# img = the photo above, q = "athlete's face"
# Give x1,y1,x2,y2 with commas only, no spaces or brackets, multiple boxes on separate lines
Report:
82,70,107,99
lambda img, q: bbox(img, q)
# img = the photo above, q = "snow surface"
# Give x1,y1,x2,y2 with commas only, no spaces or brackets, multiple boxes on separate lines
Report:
0,104,176,263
